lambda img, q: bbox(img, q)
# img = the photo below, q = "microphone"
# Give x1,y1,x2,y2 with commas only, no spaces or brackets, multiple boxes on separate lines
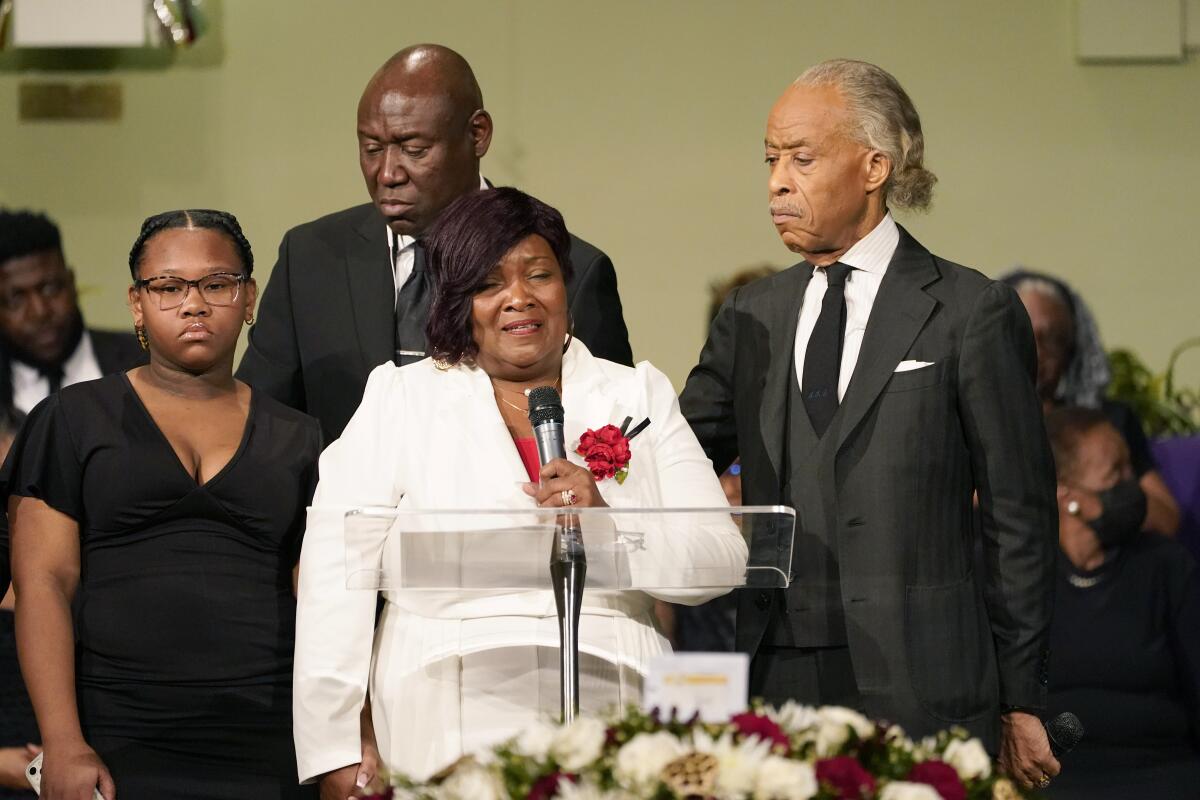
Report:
527,386,567,466
1045,712,1084,758
527,385,586,722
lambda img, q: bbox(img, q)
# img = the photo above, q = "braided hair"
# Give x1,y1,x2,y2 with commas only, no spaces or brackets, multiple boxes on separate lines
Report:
0,208,63,266
128,209,254,280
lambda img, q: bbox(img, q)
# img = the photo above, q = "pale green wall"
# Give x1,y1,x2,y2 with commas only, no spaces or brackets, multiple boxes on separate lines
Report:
2,1,1198,388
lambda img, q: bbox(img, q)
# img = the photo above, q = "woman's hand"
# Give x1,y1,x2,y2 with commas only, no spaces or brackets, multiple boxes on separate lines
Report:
1057,485,1104,570
0,745,34,789
1057,484,1101,522
524,458,608,508
319,699,384,800
41,742,115,800
317,744,382,800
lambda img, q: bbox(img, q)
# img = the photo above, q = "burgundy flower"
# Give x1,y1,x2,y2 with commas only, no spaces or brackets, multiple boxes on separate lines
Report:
576,424,632,481
908,760,966,800
527,771,578,800
816,756,876,799
730,711,790,753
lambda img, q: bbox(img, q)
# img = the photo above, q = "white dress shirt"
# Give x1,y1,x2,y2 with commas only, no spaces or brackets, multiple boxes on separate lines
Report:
793,213,900,401
11,331,104,414
386,175,490,302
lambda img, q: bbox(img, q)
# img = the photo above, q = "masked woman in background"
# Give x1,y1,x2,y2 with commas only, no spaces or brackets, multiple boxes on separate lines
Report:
1003,269,1179,536
1044,407,1200,799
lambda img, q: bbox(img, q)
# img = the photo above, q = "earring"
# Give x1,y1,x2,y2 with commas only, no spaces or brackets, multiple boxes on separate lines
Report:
135,326,149,351
245,314,255,326
562,316,575,354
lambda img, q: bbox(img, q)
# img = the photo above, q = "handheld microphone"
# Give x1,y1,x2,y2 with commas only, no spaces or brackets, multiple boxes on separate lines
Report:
527,385,586,722
528,386,583,559
527,386,567,466
1045,712,1084,758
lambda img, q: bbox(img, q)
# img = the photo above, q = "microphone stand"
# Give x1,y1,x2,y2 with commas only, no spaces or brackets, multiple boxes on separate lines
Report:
550,513,586,724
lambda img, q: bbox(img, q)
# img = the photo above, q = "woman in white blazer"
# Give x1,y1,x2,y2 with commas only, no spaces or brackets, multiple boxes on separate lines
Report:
293,188,747,789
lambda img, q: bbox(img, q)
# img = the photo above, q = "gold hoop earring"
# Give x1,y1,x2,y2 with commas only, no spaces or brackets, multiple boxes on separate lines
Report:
562,317,575,354
135,326,149,351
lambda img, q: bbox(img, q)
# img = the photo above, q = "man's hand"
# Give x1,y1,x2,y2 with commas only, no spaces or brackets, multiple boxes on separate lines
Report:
999,711,1060,790
317,743,382,800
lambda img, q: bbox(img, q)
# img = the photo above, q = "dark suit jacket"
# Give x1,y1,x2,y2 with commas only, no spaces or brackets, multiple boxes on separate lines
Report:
0,327,146,412
237,202,634,441
680,227,1057,745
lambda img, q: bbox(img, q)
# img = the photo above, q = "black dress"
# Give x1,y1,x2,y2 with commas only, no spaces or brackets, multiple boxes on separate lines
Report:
1,373,321,799
1046,535,1200,799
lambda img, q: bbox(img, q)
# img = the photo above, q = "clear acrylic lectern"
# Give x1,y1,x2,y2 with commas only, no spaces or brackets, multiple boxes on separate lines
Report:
342,506,795,723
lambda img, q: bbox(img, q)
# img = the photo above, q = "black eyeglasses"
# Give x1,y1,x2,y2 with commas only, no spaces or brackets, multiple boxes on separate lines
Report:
134,272,248,310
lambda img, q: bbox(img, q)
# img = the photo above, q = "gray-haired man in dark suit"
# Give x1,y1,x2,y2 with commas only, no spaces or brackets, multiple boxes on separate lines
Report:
681,60,1060,791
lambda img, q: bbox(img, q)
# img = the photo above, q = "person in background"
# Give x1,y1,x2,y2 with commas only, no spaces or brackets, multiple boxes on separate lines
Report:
0,209,146,415
0,407,36,798
5,210,321,799
238,44,632,442
1003,269,1180,536
1044,407,1200,799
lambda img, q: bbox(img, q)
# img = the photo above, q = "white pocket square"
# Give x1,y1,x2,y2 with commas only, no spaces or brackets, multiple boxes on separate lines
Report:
894,360,935,373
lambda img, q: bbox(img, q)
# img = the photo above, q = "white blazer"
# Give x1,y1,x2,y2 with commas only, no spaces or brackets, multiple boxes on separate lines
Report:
293,341,745,781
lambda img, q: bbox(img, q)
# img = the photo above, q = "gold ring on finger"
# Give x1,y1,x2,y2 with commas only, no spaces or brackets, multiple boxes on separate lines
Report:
561,489,578,506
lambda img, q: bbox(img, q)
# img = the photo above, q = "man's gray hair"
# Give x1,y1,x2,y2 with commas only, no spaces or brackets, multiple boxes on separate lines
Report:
796,59,937,211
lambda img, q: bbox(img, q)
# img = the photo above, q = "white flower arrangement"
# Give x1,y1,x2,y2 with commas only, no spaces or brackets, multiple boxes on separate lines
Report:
382,704,1027,800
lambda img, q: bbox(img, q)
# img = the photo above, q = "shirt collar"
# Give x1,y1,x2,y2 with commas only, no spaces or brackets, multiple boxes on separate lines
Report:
388,174,489,254
833,212,899,276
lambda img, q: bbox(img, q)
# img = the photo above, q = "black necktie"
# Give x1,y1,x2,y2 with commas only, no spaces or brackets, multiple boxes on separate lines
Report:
802,262,854,437
43,366,64,395
393,240,429,366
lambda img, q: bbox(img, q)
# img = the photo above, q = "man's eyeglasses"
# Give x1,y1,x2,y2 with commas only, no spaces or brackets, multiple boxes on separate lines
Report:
134,272,248,310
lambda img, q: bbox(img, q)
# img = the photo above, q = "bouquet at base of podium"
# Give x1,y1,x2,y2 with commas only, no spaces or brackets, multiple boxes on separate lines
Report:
382,703,1030,800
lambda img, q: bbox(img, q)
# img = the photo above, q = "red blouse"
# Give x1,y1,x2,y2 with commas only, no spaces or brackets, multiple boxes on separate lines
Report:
514,437,541,483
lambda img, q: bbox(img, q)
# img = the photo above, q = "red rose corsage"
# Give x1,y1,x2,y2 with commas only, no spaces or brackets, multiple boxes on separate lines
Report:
575,416,649,485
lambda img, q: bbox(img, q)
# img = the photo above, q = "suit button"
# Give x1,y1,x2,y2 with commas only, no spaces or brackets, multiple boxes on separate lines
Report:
755,591,771,610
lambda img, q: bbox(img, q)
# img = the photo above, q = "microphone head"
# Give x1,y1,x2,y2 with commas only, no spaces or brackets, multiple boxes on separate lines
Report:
1046,712,1084,757
527,385,564,426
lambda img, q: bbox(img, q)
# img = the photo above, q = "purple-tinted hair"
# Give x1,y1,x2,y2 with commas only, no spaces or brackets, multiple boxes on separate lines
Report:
424,187,574,365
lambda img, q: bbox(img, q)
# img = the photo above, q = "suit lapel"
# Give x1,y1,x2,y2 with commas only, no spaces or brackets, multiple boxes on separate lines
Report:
835,228,940,451
762,264,812,486
345,207,394,372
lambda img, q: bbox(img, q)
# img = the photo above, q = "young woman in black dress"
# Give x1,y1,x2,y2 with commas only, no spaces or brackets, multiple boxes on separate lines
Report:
4,210,321,800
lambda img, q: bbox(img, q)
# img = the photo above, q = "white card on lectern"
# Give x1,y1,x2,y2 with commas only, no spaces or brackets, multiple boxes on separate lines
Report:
642,652,749,722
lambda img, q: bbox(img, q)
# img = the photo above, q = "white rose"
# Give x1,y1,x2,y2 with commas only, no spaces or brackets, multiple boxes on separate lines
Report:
613,731,686,793
879,781,942,800
942,738,992,781
693,729,772,799
913,736,939,760
551,716,607,771
753,756,817,800
768,701,819,735
436,759,508,800
514,719,558,761
812,706,874,756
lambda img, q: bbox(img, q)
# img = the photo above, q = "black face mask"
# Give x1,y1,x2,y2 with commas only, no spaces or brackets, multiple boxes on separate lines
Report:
1089,479,1147,548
